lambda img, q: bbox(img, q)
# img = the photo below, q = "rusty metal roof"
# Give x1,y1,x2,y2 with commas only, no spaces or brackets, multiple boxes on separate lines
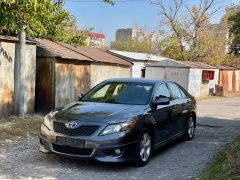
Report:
35,38,92,61
0,35,36,44
77,47,132,66
217,65,238,70
58,42,132,66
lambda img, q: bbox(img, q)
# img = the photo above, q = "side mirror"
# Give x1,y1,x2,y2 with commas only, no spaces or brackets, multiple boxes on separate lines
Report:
154,97,170,106
77,93,84,101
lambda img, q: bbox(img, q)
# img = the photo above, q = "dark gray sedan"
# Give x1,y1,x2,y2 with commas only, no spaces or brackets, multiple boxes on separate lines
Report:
39,78,197,166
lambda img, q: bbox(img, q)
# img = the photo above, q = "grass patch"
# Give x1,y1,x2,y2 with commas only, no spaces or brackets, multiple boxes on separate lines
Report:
0,116,43,142
199,135,240,180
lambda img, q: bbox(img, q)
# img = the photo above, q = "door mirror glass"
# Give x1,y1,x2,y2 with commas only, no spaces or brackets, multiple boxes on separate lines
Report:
155,97,170,106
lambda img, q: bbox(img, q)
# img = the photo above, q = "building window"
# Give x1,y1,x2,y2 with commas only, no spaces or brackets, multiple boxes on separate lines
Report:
202,70,214,81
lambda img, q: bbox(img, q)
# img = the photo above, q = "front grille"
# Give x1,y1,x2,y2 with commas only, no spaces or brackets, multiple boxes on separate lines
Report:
53,121,99,136
52,144,93,156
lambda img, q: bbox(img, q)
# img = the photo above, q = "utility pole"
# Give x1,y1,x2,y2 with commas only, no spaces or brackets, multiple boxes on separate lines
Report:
15,28,26,117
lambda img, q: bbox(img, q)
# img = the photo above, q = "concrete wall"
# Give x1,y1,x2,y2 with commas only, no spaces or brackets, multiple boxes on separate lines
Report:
188,68,219,97
0,41,15,118
22,44,36,114
0,40,36,118
132,61,145,78
90,62,131,87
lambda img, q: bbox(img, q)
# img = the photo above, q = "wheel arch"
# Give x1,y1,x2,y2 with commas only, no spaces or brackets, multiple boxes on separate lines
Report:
191,111,197,128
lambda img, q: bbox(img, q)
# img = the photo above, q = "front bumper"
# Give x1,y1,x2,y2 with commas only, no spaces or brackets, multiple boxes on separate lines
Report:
39,123,139,163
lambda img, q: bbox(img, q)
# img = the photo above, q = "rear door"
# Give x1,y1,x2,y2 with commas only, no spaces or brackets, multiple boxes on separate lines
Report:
167,82,189,134
177,85,192,132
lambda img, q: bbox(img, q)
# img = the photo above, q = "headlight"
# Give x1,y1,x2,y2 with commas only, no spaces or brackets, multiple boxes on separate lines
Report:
43,110,58,130
100,120,137,136
43,115,52,130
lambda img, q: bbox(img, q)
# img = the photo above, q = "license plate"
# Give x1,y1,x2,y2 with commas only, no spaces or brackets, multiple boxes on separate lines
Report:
56,136,85,148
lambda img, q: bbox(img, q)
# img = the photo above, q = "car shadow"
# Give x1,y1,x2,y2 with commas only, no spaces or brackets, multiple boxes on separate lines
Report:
50,116,240,170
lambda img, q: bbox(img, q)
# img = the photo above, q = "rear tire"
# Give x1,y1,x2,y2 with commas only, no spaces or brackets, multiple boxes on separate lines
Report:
185,116,195,141
134,130,152,167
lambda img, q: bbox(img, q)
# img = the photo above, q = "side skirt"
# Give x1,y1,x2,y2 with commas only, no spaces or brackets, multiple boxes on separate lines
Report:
153,130,186,151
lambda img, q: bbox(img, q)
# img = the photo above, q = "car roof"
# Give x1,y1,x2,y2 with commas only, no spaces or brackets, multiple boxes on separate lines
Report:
104,78,170,84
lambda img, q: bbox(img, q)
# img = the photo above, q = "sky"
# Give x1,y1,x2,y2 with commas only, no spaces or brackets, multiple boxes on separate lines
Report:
64,0,239,43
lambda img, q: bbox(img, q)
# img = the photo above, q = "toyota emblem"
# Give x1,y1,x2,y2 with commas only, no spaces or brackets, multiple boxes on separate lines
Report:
66,121,78,129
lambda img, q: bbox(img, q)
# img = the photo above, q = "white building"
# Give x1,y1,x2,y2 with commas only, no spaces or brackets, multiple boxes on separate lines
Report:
115,28,156,43
109,50,168,78
145,59,219,97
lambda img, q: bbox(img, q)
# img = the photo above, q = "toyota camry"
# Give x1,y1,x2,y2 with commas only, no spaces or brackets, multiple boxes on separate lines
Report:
39,78,197,166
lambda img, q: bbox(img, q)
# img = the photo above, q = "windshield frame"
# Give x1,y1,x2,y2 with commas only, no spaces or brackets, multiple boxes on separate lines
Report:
80,81,155,105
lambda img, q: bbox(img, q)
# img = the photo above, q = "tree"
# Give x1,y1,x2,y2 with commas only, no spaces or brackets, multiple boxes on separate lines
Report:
151,0,225,62
110,28,158,53
228,5,240,56
0,0,115,44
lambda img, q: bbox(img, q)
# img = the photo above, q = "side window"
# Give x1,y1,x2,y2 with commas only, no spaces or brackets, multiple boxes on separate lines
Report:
179,88,188,98
155,83,171,99
167,83,183,99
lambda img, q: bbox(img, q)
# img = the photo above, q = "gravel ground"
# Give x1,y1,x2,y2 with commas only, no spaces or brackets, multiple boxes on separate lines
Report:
0,97,240,180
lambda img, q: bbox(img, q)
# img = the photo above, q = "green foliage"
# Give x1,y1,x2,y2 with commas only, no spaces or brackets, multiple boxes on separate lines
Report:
228,5,240,55
103,0,115,5
160,35,190,61
199,136,240,179
0,0,114,45
111,37,157,54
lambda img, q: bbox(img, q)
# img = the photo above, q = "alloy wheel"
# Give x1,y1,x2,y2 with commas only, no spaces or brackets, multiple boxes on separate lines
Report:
139,133,151,162
188,117,195,138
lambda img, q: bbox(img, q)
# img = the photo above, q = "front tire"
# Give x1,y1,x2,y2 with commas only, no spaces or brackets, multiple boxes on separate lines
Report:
185,116,195,141
135,130,152,166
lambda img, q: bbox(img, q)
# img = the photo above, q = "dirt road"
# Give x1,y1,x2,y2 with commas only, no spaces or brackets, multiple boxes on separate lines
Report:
0,97,240,180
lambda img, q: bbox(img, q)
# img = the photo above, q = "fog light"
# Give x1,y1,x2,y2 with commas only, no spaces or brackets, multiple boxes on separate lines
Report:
115,149,121,155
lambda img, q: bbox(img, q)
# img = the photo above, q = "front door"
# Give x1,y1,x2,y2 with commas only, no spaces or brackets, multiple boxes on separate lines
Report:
151,83,175,143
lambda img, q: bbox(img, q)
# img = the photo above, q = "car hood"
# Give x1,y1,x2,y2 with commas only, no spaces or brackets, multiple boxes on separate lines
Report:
54,101,146,123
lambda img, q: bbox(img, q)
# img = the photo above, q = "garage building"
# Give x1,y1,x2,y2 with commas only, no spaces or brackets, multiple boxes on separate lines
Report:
145,59,219,97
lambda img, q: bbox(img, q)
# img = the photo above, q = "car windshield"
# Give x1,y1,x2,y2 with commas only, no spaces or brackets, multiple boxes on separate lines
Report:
81,82,154,105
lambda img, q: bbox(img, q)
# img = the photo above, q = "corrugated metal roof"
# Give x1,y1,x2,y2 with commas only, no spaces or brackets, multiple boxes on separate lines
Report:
0,35,36,44
35,38,92,61
217,65,238,70
181,61,217,69
58,42,132,66
77,47,132,66
147,59,217,69
109,50,169,62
